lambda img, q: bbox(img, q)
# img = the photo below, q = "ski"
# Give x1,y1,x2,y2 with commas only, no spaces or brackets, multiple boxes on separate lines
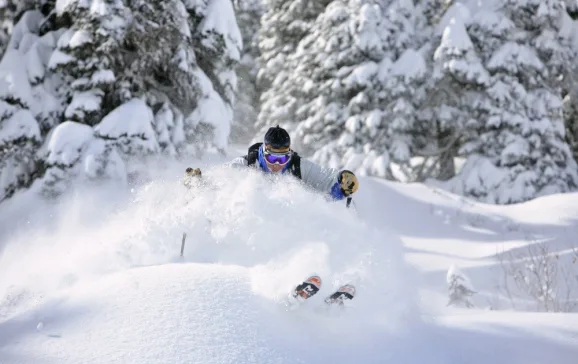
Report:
324,284,356,306
285,276,356,310
292,275,322,300
285,275,322,308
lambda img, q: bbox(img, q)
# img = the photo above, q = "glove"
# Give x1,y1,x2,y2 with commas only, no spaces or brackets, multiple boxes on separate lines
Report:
338,170,358,196
183,167,202,188
185,167,202,177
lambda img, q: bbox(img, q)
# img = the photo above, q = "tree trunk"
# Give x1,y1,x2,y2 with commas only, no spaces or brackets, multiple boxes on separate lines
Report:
437,121,456,181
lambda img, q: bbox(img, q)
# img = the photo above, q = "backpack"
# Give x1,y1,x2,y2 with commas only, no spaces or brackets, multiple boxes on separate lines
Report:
243,142,301,179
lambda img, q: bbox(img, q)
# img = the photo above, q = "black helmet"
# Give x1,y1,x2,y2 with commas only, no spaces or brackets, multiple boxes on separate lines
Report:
264,125,290,152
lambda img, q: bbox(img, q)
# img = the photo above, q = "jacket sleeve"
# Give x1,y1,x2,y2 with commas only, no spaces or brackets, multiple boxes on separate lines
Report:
226,156,249,168
299,158,346,200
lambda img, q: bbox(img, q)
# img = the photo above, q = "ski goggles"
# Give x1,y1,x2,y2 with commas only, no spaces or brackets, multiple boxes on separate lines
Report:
264,151,291,165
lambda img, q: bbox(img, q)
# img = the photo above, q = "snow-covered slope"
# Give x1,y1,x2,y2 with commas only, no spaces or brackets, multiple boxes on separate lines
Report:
1,153,578,363
0,158,417,364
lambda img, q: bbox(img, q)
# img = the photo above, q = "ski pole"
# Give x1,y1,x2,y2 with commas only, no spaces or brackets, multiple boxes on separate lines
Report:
180,232,187,257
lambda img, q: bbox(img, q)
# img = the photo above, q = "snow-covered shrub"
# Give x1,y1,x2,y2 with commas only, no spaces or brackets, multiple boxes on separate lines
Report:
447,264,476,308
497,242,578,312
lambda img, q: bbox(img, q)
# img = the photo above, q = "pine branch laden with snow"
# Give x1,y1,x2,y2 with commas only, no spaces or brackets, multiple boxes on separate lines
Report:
94,98,159,156
433,16,489,87
40,121,94,197
446,264,476,308
39,119,127,197
0,0,39,56
51,0,129,126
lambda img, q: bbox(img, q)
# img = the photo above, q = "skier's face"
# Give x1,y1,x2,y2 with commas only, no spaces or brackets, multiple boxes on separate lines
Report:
263,148,291,173
266,161,285,173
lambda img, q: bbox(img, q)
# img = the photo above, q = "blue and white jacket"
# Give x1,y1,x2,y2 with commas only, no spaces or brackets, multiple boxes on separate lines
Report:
228,148,347,201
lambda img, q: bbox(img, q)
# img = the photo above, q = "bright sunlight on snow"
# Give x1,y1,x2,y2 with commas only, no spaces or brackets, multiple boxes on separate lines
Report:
0,155,419,364
2,152,578,363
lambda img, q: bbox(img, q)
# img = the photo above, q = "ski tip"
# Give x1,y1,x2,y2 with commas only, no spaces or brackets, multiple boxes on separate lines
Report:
337,284,356,297
291,275,323,302
303,275,322,289
324,283,356,306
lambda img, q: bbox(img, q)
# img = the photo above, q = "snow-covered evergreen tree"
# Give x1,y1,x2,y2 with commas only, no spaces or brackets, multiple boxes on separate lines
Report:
559,3,578,163
256,0,331,136
49,0,128,127
382,48,428,180
39,0,241,190
449,0,578,204
10,9,63,134
0,0,242,201
422,13,489,181
271,0,382,168
370,0,431,180
0,8,62,201
180,0,242,154
0,49,41,201
49,0,241,155
292,0,388,163
267,0,427,179
257,0,331,89
230,0,263,143
122,0,200,158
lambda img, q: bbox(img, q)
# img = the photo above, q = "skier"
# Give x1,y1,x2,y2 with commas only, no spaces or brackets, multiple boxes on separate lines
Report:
183,127,359,306
227,125,359,203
